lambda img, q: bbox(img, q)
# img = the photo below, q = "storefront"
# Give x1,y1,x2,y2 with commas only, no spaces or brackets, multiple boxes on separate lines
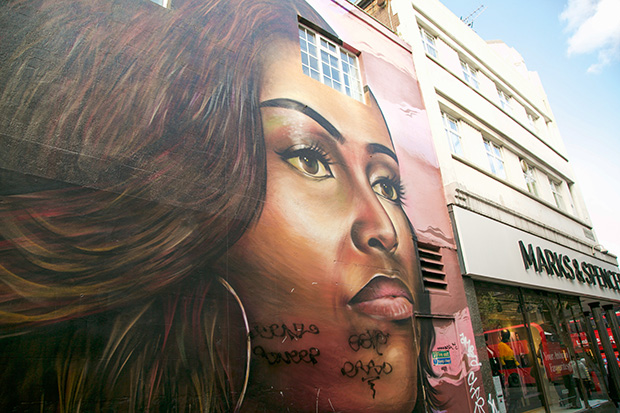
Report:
451,206,620,412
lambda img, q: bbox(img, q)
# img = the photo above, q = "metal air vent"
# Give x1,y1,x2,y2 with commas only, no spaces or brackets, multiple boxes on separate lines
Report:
418,242,448,291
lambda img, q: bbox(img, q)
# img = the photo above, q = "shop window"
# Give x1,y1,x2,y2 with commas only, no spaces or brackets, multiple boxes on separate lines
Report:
419,27,438,58
460,59,480,90
561,298,610,406
476,283,545,413
475,281,611,412
442,112,463,156
483,139,506,179
298,24,363,102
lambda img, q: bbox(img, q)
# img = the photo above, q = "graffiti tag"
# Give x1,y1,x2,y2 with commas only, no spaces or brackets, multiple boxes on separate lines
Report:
341,360,393,399
460,333,486,413
459,333,482,368
249,323,319,341
252,346,320,365
348,330,390,355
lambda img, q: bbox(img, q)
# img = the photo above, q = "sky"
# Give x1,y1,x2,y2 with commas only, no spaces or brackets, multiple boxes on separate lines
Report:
438,0,620,260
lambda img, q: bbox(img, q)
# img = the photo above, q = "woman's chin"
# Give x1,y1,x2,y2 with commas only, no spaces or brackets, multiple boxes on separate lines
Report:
243,326,417,412
243,378,416,413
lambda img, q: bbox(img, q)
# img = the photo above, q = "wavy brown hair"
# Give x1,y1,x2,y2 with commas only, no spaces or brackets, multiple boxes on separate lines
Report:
0,0,436,410
0,0,325,410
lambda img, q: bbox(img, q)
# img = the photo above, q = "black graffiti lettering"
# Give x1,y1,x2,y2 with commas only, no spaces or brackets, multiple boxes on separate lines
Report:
362,376,380,399
341,359,393,378
249,323,319,340
348,330,390,355
252,346,320,365
341,360,393,398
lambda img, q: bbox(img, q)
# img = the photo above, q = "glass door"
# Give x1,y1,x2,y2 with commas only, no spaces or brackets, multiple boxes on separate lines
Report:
476,282,545,412
561,298,610,407
521,291,585,412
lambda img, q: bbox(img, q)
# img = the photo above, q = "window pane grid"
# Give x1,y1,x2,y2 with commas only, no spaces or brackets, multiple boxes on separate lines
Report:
461,60,480,90
523,163,538,196
550,179,565,210
498,88,512,112
420,29,438,58
527,113,538,131
484,140,506,179
299,24,363,102
443,113,463,156
299,27,320,81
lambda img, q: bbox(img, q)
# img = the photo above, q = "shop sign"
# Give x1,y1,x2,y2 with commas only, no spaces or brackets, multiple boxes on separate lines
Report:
518,240,620,291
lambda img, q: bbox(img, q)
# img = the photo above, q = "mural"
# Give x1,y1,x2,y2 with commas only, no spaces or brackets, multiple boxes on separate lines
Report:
0,0,486,411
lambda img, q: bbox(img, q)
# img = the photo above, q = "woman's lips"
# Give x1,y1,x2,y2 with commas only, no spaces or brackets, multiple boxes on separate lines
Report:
347,275,414,321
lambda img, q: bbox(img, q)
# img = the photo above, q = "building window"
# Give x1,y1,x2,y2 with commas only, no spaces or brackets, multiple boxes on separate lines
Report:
460,60,479,90
521,160,538,196
549,178,565,210
497,88,512,113
484,140,506,179
527,112,538,131
419,28,438,58
442,112,463,156
149,0,170,7
298,25,363,102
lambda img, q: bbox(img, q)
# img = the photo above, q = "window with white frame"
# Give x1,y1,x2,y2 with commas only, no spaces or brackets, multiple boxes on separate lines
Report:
527,112,538,131
549,178,565,210
442,112,463,156
521,160,538,196
149,0,170,7
497,87,512,113
419,28,438,58
483,139,506,179
460,60,479,90
298,24,363,102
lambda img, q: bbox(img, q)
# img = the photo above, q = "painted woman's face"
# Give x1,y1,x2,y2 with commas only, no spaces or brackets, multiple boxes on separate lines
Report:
221,42,421,412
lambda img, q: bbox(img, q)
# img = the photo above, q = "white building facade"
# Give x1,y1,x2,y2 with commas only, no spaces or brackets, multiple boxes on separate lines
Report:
360,0,620,411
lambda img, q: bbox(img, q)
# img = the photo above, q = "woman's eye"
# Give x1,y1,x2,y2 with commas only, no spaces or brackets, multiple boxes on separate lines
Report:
284,149,333,179
372,179,400,202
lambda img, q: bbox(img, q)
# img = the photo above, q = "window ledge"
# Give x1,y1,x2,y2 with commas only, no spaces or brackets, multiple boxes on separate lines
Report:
451,153,590,228
426,55,569,163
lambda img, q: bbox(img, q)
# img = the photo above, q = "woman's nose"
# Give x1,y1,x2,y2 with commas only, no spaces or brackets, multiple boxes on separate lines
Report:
350,194,398,255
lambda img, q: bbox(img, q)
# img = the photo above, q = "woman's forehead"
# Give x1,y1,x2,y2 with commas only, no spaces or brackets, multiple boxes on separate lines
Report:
260,42,393,150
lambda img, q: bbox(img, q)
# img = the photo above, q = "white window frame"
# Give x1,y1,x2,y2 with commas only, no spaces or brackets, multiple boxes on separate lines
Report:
460,60,479,90
522,160,538,196
527,112,538,131
419,28,438,58
149,0,170,7
483,139,506,179
442,112,463,156
298,24,363,102
497,87,512,113
549,178,565,210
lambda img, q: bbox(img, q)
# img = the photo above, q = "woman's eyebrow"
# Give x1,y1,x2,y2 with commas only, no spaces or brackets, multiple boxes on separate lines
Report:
367,143,399,164
260,98,344,144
